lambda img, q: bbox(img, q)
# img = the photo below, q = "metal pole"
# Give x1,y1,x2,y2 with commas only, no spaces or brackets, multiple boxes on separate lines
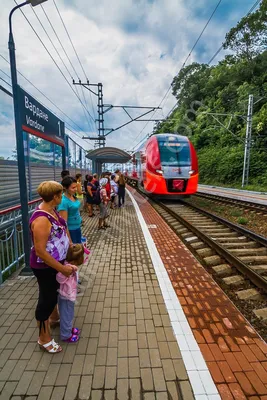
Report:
97,83,105,148
9,2,32,275
242,94,253,187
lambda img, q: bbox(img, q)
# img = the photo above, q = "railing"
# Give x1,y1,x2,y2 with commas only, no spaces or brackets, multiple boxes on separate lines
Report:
0,199,41,284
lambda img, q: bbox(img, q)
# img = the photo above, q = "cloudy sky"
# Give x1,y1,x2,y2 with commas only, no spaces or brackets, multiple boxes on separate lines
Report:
0,0,258,158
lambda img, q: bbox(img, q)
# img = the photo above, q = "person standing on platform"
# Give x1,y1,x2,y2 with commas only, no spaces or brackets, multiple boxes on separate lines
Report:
114,169,120,183
86,175,96,217
98,178,109,230
58,177,82,244
29,181,78,353
104,172,111,200
83,174,89,211
92,173,100,213
75,173,84,209
110,174,118,209
61,170,70,183
118,171,126,208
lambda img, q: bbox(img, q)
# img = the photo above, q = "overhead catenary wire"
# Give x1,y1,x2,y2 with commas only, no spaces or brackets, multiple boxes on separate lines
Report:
207,0,262,64
130,0,223,150
39,2,97,128
0,76,12,88
53,0,87,81
80,84,97,132
29,2,95,127
30,5,73,81
0,54,93,148
168,0,262,112
14,0,95,126
133,0,262,151
52,0,98,130
40,3,80,79
74,83,94,132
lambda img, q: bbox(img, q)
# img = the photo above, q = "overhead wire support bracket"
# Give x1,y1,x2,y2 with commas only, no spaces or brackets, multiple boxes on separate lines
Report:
200,111,245,143
101,104,162,137
73,79,105,147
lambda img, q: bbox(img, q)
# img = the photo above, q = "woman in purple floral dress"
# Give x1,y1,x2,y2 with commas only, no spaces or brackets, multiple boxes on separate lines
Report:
30,181,77,353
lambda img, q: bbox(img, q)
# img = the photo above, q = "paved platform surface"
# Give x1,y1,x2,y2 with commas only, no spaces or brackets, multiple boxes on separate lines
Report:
0,195,193,400
128,187,267,400
198,185,267,206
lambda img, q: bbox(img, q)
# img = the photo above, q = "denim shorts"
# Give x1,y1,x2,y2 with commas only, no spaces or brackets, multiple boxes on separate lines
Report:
69,227,82,244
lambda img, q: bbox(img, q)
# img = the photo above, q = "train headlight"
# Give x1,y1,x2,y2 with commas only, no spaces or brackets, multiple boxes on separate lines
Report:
156,169,163,174
189,170,195,175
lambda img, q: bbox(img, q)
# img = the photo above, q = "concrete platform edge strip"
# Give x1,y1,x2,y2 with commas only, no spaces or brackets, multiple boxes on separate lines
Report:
126,189,221,400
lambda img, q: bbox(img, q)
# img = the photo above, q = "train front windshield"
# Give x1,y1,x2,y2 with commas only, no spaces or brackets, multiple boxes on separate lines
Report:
158,140,191,166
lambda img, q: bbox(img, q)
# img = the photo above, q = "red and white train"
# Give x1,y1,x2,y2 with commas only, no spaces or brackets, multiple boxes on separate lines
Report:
127,133,198,198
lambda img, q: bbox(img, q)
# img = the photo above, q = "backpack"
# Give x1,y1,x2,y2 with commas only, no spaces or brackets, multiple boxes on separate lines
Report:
93,187,101,205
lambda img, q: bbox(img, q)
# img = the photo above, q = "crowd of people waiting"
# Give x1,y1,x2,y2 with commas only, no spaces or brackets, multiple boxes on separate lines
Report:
29,168,126,353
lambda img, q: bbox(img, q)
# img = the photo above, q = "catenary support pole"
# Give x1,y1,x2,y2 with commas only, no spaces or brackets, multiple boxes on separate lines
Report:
242,94,253,187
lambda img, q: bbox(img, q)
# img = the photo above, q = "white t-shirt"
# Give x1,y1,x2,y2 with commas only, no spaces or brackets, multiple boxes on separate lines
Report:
110,180,118,195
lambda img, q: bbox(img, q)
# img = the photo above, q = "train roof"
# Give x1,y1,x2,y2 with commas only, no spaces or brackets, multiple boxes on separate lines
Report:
133,133,189,153
155,133,189,141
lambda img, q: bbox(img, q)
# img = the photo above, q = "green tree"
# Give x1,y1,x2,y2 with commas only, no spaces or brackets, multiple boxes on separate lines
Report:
223,0,267,61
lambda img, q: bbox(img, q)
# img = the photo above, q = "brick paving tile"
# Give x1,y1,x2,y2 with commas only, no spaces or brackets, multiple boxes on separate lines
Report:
152,367,167,392
144,394,156,400
37,386,53,400
27,371,46,396
117,378,129,400
156,393,168,400
64,375,80,400
0,382,17,400
92,366,105,389
13,370,35,395
129,357,141,378
166,381,182,399
179,381,194,400
0,198,196,400
8,359,28,381
104,389,116,400
79,375,92,400
129,378,141,400
141,368,154,391
117,357,128,378
50,386,66,400
128,186,267,400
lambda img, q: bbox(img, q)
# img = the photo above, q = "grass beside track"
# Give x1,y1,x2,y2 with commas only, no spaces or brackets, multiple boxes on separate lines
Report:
187,196,267,238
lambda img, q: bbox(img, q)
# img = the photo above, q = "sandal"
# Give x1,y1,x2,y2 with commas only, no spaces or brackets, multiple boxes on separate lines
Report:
72,327,81,335
63,334,80,343
38,339,62,353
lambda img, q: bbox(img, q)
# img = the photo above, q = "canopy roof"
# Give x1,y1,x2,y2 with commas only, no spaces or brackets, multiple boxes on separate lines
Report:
86,147,131,163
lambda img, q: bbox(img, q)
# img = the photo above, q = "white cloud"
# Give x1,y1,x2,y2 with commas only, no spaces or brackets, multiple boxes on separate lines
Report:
0,0,257,156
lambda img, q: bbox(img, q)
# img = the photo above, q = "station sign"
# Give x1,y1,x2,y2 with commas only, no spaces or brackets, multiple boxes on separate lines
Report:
17,85,65,147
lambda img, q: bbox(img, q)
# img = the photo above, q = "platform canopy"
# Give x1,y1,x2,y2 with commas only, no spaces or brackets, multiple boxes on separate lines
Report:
86,147,131,164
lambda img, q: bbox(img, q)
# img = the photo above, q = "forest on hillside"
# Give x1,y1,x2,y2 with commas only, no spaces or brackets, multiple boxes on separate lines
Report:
155,0,267,190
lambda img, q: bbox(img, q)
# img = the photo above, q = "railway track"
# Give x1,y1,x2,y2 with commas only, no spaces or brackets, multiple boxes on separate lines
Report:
194,192,267,214
129,183,267,338
151,199,267,334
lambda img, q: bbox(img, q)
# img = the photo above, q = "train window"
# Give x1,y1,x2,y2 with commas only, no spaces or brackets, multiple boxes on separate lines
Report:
158,141,191,166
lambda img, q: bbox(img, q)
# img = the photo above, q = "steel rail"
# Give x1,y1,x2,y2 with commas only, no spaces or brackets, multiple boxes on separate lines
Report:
183,200,267,247
194,192,267,214
152,199,267,293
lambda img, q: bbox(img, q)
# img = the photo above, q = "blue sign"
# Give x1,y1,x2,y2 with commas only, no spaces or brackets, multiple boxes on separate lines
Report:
17,85,65,147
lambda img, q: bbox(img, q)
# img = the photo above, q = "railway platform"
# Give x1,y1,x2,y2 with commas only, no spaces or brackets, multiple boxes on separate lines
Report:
198,185,267,206
0,189,266,399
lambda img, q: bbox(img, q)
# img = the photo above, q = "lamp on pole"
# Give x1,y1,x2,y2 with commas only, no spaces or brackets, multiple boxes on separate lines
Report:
8,0,48,275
